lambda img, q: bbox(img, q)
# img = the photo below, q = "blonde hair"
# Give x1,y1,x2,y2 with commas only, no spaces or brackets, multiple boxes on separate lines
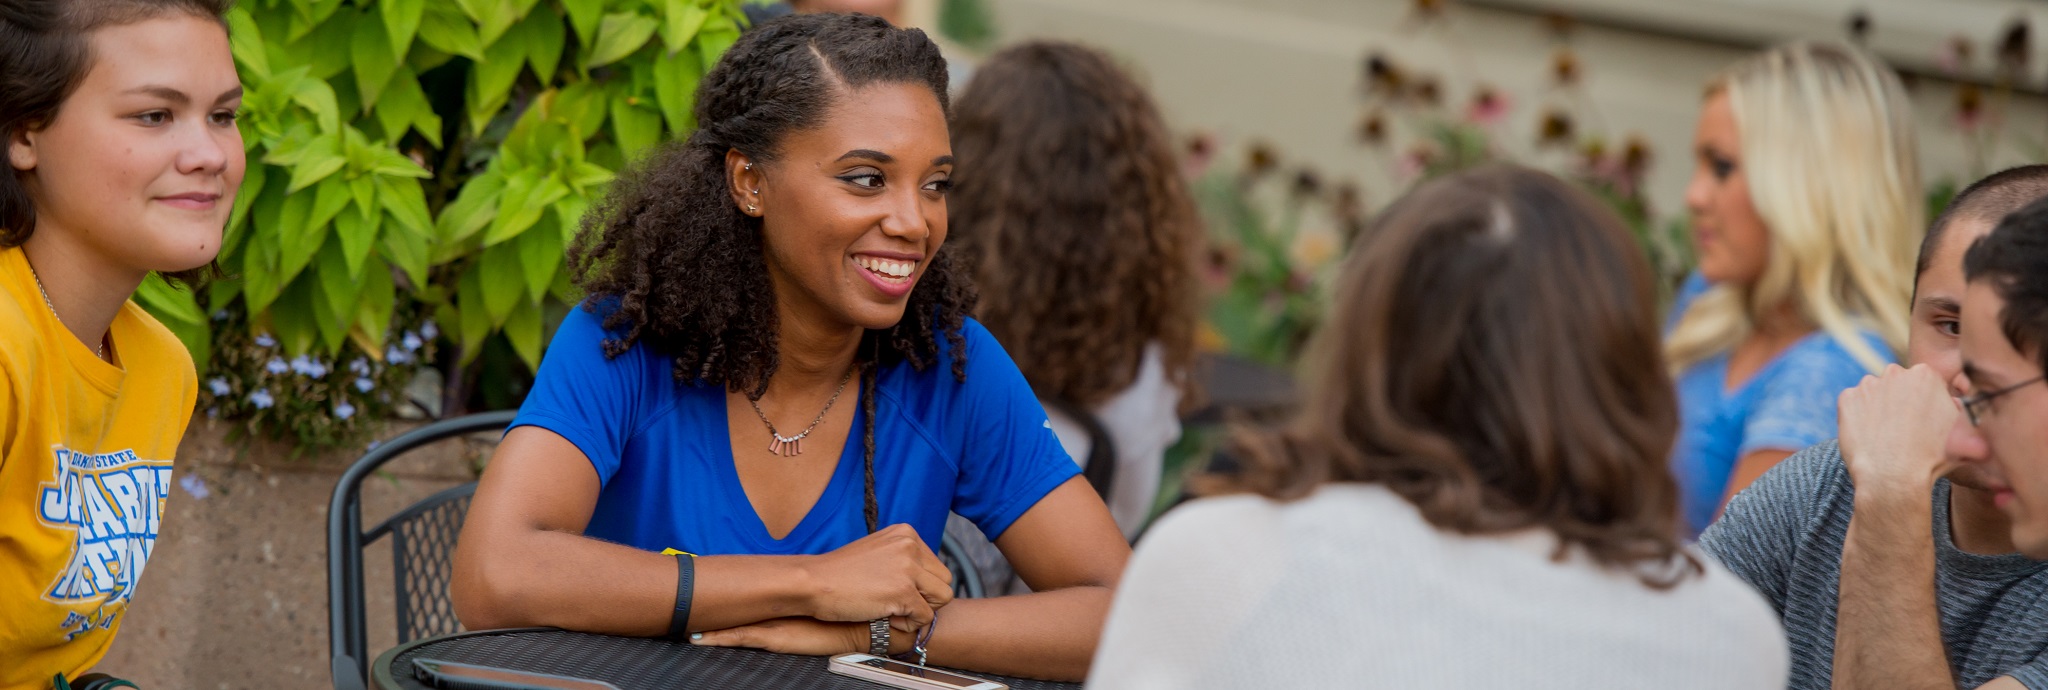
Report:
1666,41,1921,374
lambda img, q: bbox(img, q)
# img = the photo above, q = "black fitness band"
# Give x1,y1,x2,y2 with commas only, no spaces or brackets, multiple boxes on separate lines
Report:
668,553,695,639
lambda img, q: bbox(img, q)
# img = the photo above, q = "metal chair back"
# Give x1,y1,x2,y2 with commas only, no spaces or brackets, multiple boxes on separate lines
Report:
329,411,516,690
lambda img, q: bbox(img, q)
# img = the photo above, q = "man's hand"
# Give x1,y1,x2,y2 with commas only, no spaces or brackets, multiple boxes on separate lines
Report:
1839,364,1961,497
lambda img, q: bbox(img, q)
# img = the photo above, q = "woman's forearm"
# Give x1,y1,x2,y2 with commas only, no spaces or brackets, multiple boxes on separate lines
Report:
453,529,815,635
919,586,1114,682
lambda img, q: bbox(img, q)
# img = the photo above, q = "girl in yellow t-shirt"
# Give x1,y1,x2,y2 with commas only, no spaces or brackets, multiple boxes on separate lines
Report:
0,1,244,687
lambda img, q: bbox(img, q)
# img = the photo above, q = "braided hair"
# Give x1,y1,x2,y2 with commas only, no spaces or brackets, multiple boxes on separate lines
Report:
568,13,974,534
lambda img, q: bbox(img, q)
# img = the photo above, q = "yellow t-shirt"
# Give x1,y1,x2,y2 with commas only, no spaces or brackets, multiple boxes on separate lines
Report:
0,247,196,689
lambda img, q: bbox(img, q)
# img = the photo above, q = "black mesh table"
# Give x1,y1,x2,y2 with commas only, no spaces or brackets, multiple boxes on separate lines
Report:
373,628,1083,690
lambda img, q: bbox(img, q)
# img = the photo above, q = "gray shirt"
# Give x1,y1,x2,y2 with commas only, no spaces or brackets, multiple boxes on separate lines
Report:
1700,440,2048,689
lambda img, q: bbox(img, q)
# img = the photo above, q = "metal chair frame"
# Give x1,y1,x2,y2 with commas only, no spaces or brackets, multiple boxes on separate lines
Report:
329,410,517,690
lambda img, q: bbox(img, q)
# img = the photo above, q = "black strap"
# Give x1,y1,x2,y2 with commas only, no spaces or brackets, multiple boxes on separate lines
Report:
668,553,695,639
1041,397,1115,500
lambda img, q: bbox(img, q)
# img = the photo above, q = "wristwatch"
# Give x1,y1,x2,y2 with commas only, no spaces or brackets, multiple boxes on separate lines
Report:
868,618,891,656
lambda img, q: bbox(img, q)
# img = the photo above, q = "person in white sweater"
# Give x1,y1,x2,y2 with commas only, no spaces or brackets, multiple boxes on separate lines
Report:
1088,164,1789,689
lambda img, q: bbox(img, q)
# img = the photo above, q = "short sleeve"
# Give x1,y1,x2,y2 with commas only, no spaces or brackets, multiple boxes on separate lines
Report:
944,321,1082,542
508,304,662,486
1741,335,1884,457
1698,440,1845,616
2007,659,2048,690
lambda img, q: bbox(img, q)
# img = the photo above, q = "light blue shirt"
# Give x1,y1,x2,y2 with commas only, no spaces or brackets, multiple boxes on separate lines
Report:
1668,274,1888,537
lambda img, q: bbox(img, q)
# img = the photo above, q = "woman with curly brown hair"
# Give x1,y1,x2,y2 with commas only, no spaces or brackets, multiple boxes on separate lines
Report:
450,14,1128,682
1088,165,1787,688
947,41,1200,545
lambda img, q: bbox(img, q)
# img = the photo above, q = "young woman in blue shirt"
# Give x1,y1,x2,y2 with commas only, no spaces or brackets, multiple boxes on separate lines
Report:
450,14,1128,682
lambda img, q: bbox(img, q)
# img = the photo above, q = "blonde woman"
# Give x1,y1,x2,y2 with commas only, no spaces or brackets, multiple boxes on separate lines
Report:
1670,41,1920,536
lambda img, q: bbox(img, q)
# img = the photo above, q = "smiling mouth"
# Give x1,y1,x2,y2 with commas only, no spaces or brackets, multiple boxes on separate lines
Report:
854,255,917,283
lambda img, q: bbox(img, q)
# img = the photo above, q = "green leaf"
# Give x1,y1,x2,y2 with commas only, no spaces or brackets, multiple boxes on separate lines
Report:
418,3,484,60
437,170,505,243
283,143,345,193
288,77,342,134
373,67,443,148
133,271,210,372
660,0,709,55
347,173,377,222
272,185,321,289
585,12,659,69
516,214,563,304
610,91,662,160
467,33,528,137
503,297,544,371
315,240,363,329
563,0,603,56
308,176,352,233
225,164,269,256
352,258,396,351
554,195,590,245
271,275,321,356
297,8,357,80
334,207,379,278
457,266,491,364
478,240,524,326
695,16,739,73
225,7,272,79
375,176,434,238
381,0,425,60
484,174,569,246
522,6,566,85
566,161,613,191
651,48,701,133
351,19,401,110
474,0,518,49
310,272,351,353
548,81,608,142
367,146,431,179
380,214,431,288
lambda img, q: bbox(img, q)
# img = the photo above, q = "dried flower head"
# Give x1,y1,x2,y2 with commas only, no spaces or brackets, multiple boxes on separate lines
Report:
1551,48,1581,86
1537,109,1575,147
1357,110,1388,146
1410,0,1446,20
1365,53,1406,95
1846,10,1871,44
1291,169,1325,198
1956,83,1984,130
1544,12,1576,40
1411,76,1443,106
1247,142,1279,177
1998,17,2032,79
1621,135,1652,177
1333,181,1365,223
1940,35,1975,75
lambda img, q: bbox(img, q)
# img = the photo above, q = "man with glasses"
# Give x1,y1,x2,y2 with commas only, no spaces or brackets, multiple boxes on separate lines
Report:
1956,197,2048,554
1701,166,2048,690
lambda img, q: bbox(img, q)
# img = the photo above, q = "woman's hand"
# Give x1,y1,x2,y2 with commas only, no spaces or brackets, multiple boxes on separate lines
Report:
798,523,953,632
690,617,872,657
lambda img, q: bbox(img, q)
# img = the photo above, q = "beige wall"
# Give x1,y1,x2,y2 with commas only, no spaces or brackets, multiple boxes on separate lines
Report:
976,0,2048,220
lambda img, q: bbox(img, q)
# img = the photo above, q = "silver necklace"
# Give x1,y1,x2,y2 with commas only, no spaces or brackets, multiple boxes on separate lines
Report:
748,368,854,457
25,259,107,360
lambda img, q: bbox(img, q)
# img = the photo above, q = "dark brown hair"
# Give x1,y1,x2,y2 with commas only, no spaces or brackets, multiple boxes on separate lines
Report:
0,0,230,247
1210,164,1699,588
568,13,967,532
1965,196,2048,373
948,41,1200,407
1923,165,2048,281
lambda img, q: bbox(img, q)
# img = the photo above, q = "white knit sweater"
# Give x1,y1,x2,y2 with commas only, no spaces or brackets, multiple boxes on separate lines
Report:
1087,484,1788,689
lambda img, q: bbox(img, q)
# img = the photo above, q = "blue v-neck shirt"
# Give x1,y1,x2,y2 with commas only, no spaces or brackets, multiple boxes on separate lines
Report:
510,304,1079,557
1667,274,1888,538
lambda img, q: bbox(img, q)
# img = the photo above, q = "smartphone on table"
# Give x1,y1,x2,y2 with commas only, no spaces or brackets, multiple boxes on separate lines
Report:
413,658,623,690
828,653,1008,690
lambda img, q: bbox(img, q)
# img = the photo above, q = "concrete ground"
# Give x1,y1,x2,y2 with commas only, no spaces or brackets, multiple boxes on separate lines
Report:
95,416,494,689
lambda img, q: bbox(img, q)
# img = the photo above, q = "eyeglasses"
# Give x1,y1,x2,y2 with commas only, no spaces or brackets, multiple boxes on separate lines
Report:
1961,375,2047,426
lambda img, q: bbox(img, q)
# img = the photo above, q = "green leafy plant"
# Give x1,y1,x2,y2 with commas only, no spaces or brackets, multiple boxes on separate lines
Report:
138,0,747,449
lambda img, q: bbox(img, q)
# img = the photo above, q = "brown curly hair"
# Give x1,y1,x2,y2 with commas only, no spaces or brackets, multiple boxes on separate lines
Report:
948,41,1201,408
1208,164,1701,589
566,13,972,532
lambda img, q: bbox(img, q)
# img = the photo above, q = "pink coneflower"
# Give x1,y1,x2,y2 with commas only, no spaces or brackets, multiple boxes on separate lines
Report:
1465,86,1510,126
